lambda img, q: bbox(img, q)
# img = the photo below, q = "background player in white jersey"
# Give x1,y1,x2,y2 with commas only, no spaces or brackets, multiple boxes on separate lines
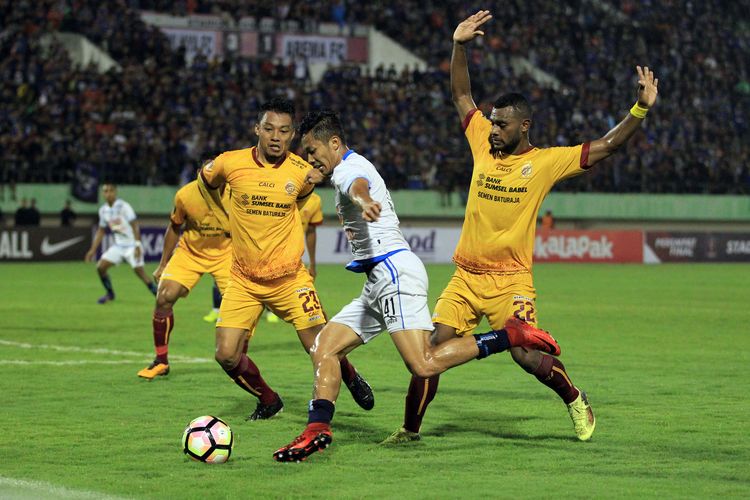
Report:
84,183,157,303
274,111,560,462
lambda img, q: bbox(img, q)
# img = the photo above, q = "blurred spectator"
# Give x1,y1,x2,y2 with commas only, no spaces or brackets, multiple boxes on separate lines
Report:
540,210,555,231
60,199,77,226
14,199,30,226
28,198,41,226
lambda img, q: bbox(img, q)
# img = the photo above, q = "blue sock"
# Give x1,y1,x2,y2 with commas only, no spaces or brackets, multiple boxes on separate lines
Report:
473,329,511,359
147,282,157,295
212,283,222,308
307,399,335,425
100,275,114,298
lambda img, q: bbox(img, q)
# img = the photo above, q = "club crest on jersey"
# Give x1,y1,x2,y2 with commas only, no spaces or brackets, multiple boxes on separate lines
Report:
476,173,485,187
521,162,533,178
285,181,296,194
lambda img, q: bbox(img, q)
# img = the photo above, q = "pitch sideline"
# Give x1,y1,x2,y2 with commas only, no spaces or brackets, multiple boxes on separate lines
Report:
0,339,212,363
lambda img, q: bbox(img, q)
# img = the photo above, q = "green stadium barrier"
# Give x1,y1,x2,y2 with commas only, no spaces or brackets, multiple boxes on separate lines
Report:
2,184,749,221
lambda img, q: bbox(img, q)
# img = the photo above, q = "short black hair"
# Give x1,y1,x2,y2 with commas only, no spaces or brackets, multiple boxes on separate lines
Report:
493,93,532,120
258,97,296,122
298,110,346,144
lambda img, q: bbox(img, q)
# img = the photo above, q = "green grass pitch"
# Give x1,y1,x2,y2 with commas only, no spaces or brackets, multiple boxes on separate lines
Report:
1,262,748,499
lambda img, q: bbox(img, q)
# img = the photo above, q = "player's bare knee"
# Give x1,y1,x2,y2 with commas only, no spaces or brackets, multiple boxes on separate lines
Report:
407,359,440,379
156,288,178,309
214,348,239,369
511,346,542,373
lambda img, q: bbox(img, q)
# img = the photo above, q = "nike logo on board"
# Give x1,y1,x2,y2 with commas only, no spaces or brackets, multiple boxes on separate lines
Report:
41,236,86,255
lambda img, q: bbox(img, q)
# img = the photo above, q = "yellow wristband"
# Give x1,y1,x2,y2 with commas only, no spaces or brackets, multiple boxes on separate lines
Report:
630,102,649,119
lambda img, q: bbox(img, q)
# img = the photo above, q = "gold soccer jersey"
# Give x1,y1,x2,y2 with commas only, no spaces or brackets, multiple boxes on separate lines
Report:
298,192,324,234
203,147,312,281
453,110,590,274
170,181,232,261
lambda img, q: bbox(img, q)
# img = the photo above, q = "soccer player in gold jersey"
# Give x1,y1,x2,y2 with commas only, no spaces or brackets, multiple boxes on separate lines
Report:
137,175,233,380
384,10,659,444
200,98,374,419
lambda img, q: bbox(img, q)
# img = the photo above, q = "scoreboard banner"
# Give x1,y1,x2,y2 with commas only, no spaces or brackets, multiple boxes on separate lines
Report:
0,227,92,262
644,231,750,263
7,226,748,264
533,230,644,263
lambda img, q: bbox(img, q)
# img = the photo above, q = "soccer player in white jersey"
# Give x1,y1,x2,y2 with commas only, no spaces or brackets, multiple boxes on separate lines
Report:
84,183,157,303
274,110,560,462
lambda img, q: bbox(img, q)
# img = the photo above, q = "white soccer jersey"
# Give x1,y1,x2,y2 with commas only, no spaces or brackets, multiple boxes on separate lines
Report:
98,199,137,246
331,150,409,261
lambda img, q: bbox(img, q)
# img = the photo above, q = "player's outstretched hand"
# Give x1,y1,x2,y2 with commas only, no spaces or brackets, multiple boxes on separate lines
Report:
636,65,658,108
305,168,325,185
453,10,492,44
362,201,382,222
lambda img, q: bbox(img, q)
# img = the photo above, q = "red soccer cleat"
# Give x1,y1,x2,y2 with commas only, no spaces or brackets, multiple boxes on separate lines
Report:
273,427,333,462
504,316,561,356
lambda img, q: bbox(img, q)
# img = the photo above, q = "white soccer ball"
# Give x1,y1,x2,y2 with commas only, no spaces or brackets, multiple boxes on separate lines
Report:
182,416,233,464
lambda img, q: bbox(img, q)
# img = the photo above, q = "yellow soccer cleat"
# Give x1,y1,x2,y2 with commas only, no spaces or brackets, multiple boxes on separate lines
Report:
567,390,596,441
379,427,421,446
137,361,170,380
203,309,219,323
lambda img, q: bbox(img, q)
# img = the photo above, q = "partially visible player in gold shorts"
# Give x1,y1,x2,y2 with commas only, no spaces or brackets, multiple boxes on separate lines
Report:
199,97,374,420
137,177,232,380
433,268,538,335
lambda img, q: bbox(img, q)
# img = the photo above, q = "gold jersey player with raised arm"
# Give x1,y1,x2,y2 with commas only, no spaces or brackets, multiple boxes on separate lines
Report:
384,10,658,444
137,175,232,380
200,97,374,420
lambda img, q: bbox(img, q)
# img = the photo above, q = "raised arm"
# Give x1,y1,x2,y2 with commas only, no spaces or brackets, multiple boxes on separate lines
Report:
586,65,659,167
349,178,381,222
451,10,492,121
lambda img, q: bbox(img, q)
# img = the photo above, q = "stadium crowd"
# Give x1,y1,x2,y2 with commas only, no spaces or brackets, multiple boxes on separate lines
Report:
1,0,748,194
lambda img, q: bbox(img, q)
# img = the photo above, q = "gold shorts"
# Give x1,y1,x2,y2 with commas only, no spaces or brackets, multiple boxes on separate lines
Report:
432,267,537,336
161,247,232,294
216,266,325,334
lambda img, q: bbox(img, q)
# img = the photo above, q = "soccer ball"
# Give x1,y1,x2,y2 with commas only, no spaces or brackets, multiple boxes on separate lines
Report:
182,416,234,463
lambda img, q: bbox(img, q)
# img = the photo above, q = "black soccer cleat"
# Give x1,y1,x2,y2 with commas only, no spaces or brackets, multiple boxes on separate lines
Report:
345,372,375,410
247,395,284,420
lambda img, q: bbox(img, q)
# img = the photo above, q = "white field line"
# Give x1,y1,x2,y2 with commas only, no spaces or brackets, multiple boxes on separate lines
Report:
0,339,212,363
0,359,208,366
0,476,130,500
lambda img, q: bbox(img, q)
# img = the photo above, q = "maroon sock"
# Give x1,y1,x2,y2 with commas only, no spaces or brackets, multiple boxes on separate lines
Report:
403,374,440,433
533,354,580,404
152,309,174,364
339,357,357,384
224,354,278,405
